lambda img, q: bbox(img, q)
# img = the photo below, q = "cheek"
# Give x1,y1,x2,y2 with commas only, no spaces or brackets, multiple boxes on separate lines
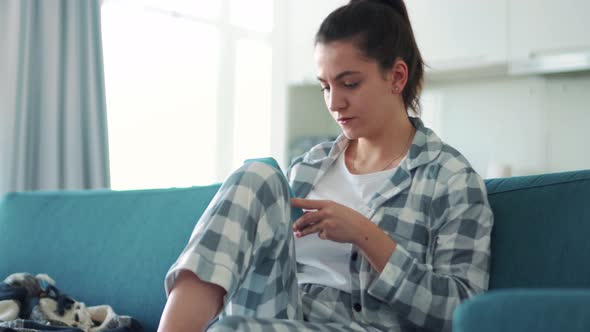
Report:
352,90,375,113
357,82,379,102
362,88,389,112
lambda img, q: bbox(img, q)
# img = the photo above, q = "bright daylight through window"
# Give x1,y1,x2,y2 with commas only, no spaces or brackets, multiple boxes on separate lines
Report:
101,0,274,190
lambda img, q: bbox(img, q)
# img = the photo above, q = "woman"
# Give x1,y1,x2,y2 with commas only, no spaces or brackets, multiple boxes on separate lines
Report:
158,0,493,331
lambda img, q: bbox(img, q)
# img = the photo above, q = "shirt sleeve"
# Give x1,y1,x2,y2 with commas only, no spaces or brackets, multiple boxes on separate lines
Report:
367,169,494,332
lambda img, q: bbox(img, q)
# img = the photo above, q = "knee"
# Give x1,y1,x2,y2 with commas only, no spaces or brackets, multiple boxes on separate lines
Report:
240,161,283,179
237,161,290,195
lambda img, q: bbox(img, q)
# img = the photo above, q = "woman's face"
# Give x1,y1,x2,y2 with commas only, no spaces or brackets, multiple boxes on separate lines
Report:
314,41,400,140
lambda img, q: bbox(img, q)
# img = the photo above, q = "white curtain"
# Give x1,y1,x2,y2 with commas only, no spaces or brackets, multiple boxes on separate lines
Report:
0,0,110,194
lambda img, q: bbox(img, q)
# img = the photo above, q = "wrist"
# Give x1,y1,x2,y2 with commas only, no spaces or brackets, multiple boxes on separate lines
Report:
352,218,377,248
352,218,397,273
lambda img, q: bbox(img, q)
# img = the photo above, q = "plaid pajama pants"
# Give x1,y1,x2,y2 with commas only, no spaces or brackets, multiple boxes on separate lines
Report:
165,162,376,331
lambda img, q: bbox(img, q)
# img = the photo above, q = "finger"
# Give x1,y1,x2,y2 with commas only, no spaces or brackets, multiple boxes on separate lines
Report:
293,210,326,231
292,210,309,231
291,198,330,209
297,222,323,238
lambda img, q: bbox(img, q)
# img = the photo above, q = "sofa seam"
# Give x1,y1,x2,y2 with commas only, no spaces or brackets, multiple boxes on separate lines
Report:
488,177,590,196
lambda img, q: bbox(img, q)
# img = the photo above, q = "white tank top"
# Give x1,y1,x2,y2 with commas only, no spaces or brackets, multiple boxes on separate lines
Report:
295,147,398,293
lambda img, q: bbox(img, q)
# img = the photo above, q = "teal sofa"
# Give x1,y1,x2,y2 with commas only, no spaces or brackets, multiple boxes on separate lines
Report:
1,170,589,332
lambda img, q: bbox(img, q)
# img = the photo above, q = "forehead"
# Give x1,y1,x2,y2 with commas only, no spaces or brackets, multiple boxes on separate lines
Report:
314,41,376,80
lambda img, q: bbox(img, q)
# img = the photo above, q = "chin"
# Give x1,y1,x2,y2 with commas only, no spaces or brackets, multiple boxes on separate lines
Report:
341,128,361,140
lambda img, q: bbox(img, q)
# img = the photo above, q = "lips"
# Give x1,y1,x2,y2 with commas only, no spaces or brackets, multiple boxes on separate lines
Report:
337,117,355,124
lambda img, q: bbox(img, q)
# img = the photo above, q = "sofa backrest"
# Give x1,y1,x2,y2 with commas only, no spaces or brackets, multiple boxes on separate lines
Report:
2,169,590,330
485,170,590,289
0,185,221,332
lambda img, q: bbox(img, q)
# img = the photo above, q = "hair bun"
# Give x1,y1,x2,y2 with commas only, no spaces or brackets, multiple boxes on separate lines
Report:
350,0,410,24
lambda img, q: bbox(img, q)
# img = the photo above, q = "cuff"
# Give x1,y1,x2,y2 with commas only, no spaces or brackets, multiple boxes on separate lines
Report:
367,243,414,304
164,251,237,306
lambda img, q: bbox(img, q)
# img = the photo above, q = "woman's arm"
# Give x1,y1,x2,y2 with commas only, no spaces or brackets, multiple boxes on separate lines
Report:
353,220,397,273
367,170,493,332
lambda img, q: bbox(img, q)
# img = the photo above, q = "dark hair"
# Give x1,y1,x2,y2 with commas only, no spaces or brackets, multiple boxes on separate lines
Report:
315,0,424,114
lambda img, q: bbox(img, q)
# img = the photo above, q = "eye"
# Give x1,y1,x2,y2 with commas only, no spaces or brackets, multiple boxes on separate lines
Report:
343,81,359,89
320,85,330,92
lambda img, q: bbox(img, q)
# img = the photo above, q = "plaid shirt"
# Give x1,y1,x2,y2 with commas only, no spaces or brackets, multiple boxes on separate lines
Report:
287,117,493,332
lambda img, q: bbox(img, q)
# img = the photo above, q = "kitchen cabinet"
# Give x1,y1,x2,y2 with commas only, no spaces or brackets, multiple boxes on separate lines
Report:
286,0,590,82
287,1,508,82
405,1,508,74
286,0,348,84
509,0,590,61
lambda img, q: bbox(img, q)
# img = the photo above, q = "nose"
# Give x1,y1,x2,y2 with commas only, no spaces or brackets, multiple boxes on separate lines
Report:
327,89,347,112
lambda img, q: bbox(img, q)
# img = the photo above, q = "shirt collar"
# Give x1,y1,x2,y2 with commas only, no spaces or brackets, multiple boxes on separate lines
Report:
301,116,443,172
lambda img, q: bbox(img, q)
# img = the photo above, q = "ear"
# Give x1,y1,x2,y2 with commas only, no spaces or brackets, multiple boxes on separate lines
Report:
388,59,408,94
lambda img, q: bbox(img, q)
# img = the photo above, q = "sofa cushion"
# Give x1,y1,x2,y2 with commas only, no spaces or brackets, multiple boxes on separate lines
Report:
453,289,590,332
485,170,590,289
0,185,221,332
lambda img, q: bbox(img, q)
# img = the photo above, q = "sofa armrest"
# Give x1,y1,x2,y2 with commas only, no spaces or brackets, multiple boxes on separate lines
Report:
453,289,590,332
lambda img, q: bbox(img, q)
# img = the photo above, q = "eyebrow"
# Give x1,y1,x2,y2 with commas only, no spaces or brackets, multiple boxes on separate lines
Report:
317,70,361,82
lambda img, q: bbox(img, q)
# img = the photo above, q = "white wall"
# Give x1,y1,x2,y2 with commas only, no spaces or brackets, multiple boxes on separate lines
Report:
427,76,549,176
545,73,590,173
426,73,590,177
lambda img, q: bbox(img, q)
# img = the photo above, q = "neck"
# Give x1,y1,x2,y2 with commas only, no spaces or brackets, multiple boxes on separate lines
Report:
348,116,415,173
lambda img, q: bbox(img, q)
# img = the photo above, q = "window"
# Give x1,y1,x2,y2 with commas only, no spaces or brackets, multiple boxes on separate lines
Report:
232,39,273,168
101,0,281,189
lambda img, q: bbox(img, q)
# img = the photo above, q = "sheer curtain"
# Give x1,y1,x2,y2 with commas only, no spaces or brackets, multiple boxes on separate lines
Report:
0,0,110,195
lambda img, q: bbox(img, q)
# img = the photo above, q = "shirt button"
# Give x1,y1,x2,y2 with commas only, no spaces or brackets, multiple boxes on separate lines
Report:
353,303,362,312
351,252,358,261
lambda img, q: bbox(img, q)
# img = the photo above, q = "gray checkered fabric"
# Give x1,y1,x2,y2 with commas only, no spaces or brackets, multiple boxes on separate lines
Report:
165,162,369,331
165,117,493,332
165,163,301,320
288,117,493,331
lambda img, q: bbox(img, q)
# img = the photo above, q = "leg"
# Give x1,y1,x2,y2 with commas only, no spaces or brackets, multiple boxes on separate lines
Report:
162,162,301,325
205,284,391,331
208,282,381,332
210,316,371,332
158,270,225,332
